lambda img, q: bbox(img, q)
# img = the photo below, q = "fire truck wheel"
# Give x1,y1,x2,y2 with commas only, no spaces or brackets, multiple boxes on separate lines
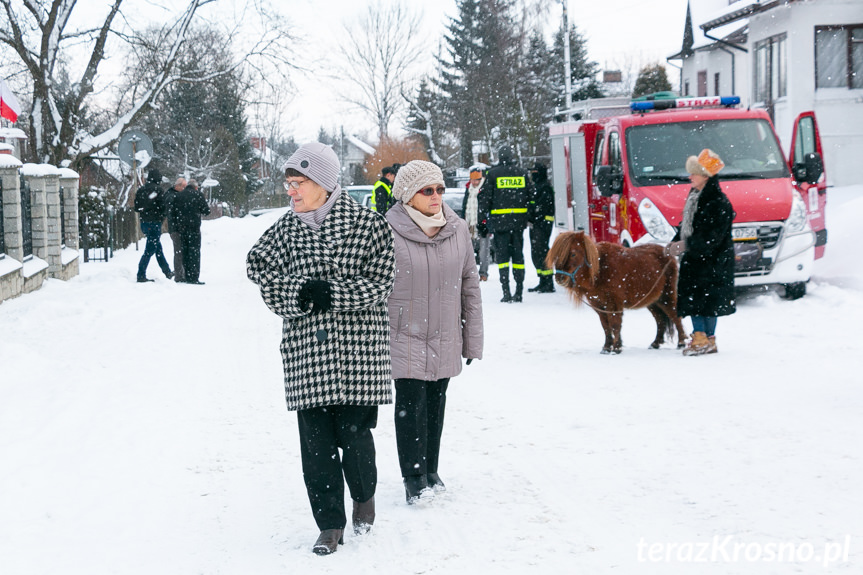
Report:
782,282,807,300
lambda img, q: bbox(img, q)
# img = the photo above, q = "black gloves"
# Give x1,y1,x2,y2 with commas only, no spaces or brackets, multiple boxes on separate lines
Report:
298,279,332,314
477,221,488,237
466,358,476,365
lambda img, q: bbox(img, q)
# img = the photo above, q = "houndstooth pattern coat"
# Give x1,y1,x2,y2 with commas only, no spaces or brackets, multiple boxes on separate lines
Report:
246,193,395,411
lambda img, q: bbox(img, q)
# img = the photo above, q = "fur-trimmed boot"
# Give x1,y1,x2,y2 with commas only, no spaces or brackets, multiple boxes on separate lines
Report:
683,331,711,356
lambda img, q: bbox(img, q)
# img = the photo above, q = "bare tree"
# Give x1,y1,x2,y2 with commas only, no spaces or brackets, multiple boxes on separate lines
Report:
0,0,295,166
337,1,424,139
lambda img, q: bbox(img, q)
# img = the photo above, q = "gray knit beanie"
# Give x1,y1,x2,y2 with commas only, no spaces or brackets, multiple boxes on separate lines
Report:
391,160,445,203
283,142,341,193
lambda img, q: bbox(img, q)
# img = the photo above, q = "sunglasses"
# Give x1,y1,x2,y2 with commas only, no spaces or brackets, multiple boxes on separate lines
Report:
283,178,309,191
416,186,446,196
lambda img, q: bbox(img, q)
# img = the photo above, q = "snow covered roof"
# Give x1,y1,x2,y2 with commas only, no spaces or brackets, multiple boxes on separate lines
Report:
0,127,27,140
345,135,376,156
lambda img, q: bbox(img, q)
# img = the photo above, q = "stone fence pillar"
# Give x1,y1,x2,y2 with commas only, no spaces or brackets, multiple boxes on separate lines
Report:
22,164,63,277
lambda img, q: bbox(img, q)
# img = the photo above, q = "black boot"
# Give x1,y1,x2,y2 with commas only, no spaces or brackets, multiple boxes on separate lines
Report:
404,475,434,504
427,472,446,493
537,275,556,293
512,283,523,303
527,277,543,292
499,267,512,303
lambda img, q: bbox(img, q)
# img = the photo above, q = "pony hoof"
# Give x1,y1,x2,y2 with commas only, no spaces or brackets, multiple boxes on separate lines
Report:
600,348,611,355
649,343,661,349
612,348,622,354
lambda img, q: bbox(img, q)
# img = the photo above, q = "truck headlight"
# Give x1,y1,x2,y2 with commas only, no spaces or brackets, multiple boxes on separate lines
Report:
638,198,676,242
785,193,810,235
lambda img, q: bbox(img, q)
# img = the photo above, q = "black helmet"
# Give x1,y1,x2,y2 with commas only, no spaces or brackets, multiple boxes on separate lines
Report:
146,168,162,183
498,146,514,163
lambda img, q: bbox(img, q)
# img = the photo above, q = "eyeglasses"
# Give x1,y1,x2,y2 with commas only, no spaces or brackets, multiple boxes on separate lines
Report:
284,178,309,191
416,186,445,196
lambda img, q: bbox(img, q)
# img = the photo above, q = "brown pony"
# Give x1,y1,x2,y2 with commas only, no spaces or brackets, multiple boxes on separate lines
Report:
546,231,685,354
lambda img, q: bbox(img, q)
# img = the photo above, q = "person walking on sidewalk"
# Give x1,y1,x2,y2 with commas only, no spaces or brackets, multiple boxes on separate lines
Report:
169,179,210,284
478,145,534,302
134,168,173,282
246,142,395,555
163,177,186,282
386,160,483,504
528,162,555,293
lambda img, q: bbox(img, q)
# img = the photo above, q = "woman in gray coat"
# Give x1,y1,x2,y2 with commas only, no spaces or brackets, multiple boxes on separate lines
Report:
386,160,484,503
246,143,395,555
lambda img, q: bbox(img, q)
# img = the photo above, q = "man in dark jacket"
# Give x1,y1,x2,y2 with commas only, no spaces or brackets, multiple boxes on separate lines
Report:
478,145,534,302
163,177,187,282
371,166,397,214
134,168,173,282
168,178,210,284
528,162,555,293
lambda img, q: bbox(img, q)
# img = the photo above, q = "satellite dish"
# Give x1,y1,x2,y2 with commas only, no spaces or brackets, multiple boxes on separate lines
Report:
118,130,154,168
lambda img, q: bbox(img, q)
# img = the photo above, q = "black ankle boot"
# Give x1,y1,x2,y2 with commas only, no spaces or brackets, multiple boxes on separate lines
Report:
512,283,523,302
427,472,446,493
404,475,433,504
500,283,512,303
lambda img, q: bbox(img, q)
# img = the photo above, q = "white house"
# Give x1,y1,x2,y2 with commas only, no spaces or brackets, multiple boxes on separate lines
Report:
670,0,862,187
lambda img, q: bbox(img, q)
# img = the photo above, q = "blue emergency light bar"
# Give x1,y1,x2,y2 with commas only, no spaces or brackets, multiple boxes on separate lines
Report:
630,96,741,112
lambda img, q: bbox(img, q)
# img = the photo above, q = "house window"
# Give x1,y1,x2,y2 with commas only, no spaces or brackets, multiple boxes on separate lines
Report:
684,79,690,96
815,25,863,89
697,70,707,96
754,34,787,103
714,72,721,96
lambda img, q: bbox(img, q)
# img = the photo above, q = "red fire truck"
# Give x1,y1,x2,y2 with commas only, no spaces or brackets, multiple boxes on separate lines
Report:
548,95,827,299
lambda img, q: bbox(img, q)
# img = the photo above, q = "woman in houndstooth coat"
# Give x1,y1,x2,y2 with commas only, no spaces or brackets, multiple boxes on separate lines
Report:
246,143,395,555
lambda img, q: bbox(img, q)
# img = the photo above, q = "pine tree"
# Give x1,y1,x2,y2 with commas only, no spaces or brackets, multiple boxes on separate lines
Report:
632,63,673,98
552,24,604,108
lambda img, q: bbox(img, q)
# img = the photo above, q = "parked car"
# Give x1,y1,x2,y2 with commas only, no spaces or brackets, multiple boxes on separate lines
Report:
345,185,374,209
443,187,465,219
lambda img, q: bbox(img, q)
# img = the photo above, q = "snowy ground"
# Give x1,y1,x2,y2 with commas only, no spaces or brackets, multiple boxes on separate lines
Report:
2,186,862,575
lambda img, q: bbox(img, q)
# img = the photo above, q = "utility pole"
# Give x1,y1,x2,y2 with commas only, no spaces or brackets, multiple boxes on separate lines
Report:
562,0,573,118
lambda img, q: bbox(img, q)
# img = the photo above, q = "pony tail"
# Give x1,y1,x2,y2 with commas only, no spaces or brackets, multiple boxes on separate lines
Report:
583,234,600,286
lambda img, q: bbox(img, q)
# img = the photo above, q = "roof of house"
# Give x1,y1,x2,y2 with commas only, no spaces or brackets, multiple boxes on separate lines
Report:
345,135,375,156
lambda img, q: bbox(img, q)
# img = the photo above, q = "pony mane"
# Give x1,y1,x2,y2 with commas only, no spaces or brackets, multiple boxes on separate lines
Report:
581,232,600,286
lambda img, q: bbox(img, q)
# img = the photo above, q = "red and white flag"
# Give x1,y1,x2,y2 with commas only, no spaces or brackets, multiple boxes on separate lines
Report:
1,79,22,123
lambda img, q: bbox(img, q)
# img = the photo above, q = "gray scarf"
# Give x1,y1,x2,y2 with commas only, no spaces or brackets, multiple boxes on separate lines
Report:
293,188,341,230
680,187,702,244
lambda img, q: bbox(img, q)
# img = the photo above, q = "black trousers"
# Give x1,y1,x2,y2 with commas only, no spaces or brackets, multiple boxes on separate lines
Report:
492,230,525,285
394,378,449,478
530,222,552,274
180,228,202,282
297,405,378,531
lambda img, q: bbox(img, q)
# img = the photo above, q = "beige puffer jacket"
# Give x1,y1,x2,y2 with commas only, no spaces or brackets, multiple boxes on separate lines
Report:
386,202,483,381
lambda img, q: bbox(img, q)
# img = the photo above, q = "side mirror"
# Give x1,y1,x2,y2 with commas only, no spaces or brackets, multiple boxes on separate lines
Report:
793,152,824,185
595,165,623,197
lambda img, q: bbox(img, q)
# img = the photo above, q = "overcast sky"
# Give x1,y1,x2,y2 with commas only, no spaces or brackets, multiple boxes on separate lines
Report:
279,0,689,143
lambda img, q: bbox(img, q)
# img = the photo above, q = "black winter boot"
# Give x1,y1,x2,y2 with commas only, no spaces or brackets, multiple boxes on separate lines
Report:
528,277,543,292
512,282,523,303
537,275,556,293
499,267,512,303
404,475,434,504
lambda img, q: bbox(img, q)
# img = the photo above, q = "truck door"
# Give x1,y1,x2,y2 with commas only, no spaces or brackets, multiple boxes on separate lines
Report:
606,131,624,241
589,130,610,242
788,112,827,259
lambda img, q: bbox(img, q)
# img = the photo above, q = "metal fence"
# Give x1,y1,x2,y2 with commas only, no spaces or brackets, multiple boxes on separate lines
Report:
20,175,32,259
80,206,139,263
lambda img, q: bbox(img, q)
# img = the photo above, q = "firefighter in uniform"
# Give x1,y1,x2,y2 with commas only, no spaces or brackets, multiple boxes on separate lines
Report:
370,166,397,214
478,145,534,303
528,162,555,293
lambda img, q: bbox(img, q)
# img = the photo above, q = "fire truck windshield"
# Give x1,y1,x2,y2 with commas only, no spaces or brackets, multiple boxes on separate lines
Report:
625,118,790,188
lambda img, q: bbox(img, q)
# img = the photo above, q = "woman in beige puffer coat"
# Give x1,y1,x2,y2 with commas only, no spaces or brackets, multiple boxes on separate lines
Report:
386,160,484,504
